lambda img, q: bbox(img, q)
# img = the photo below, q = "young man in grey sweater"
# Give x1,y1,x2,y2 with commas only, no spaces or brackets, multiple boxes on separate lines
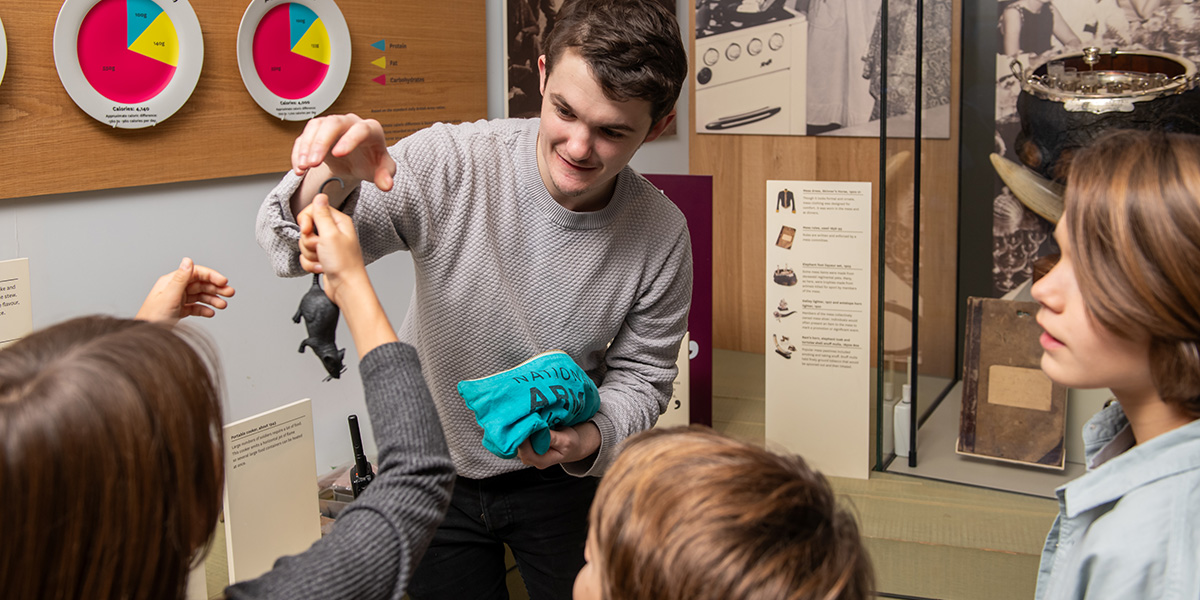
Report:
255,1,691,597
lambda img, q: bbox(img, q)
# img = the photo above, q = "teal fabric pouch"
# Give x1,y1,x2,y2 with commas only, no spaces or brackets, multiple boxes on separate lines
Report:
457,351,601,459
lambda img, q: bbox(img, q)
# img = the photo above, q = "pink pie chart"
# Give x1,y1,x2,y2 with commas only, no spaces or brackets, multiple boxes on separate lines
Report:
252,3,331,100
77,0,177,104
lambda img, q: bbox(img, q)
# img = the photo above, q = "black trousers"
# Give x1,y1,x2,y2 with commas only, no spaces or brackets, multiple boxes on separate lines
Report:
408,465,599,600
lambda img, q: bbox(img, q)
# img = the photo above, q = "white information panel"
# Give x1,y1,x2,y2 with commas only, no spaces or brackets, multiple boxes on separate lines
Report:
765,181,871,479
53,0,204,128
237,0,352,120
223,398,321,583
0,258,33,350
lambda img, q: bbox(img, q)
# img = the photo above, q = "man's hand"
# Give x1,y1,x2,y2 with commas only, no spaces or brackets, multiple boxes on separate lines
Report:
293,113,396,189
297,195,367,306
135,257,235,322
289,114,397,218
517,422,601,469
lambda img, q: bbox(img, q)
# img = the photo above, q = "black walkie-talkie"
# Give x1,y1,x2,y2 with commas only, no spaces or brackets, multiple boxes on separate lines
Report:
348,415,375,498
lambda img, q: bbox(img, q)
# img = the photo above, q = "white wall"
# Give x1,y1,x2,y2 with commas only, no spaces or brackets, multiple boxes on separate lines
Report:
0,176,416,472
0,0,689,471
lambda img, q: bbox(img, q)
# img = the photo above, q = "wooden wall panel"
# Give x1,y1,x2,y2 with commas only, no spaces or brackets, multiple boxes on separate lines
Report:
0,1,486,200
691,0,961,379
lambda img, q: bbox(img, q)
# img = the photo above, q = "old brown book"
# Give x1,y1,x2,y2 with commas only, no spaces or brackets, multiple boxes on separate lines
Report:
776,226,796,250
957,297,1067,469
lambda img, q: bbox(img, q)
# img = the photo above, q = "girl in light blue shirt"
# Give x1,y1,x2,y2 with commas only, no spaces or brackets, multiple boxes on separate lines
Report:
1030,129,1200,599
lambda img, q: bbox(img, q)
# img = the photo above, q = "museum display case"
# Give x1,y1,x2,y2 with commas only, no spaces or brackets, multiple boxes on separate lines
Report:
872,0,960,473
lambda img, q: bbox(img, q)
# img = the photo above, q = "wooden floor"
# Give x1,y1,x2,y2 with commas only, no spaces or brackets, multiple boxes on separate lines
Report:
208,348,1059,600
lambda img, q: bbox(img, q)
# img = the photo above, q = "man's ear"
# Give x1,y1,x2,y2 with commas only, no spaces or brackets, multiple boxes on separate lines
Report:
644,109,676,143
538,54,548,95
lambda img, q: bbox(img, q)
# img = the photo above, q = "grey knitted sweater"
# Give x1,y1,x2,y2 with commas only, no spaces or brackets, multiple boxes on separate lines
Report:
225,342,454,599
257,118,692,478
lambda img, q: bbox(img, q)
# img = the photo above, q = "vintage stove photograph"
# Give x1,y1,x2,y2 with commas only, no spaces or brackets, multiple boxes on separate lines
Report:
695,0,951,138
694,0,807,135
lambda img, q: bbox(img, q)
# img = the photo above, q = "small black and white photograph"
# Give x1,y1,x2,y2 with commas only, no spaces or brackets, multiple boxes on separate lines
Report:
505,0,564,119
694,0,952,138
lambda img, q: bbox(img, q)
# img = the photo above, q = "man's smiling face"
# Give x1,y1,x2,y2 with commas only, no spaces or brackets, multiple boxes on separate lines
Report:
535,48,673,212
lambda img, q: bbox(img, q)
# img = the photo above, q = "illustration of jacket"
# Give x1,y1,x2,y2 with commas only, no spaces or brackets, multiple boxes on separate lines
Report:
777,188,795,213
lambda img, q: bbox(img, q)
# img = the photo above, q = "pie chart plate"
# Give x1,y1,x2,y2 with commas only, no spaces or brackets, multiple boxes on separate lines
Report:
53,0,203,129
237,0,351,120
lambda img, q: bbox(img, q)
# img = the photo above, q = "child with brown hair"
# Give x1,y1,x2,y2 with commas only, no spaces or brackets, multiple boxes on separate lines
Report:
574,426,873,600
1031,129,1200,598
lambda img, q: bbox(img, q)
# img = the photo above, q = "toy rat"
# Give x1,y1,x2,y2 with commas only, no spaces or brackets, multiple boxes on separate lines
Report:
293,177,347,381
294,273,345,380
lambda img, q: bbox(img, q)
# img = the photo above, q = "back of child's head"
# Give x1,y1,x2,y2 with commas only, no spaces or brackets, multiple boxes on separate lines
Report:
1063,129,1200,416
0,316,224,599
589,426,873,600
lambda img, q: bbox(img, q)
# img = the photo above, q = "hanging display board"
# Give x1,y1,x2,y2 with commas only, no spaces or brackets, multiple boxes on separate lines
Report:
53,0,204,129
1,0,486,200
236,0,351,120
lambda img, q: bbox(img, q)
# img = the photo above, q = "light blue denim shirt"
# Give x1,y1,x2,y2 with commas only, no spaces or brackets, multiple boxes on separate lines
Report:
1035,402,1200,600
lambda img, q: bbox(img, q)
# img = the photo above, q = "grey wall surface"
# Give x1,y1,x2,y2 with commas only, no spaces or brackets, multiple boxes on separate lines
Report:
0,0,689,471
0,176,416,472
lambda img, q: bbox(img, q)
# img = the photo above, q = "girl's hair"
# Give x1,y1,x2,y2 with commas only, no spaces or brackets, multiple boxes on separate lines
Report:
590,426,873,600
1063,129,1200,417
0,316,225,599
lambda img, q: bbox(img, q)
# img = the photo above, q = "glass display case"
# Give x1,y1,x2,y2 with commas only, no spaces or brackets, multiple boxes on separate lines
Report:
872,0,959,472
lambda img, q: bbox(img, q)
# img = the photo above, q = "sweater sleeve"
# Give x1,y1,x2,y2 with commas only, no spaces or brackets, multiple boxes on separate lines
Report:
564,225,693,477
255,125,464,278
254,169,311,278
225,342,454,600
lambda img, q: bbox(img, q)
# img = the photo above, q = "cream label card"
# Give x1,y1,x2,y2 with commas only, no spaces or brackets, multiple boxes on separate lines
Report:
223,398,321,583
0,258,32,349
656,331,691,428
765,181,871,479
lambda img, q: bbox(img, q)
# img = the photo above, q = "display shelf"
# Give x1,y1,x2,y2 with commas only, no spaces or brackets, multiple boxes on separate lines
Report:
886,380,1084,499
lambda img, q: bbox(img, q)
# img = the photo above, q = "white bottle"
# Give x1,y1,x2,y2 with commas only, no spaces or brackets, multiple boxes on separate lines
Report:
893,383,912,458
881,377,896,456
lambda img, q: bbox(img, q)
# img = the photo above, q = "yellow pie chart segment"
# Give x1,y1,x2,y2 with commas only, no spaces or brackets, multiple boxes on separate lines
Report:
128,11,179,67
291,18,330,65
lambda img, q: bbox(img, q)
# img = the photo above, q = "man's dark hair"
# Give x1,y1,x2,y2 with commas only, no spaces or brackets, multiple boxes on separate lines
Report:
541,0,687,125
